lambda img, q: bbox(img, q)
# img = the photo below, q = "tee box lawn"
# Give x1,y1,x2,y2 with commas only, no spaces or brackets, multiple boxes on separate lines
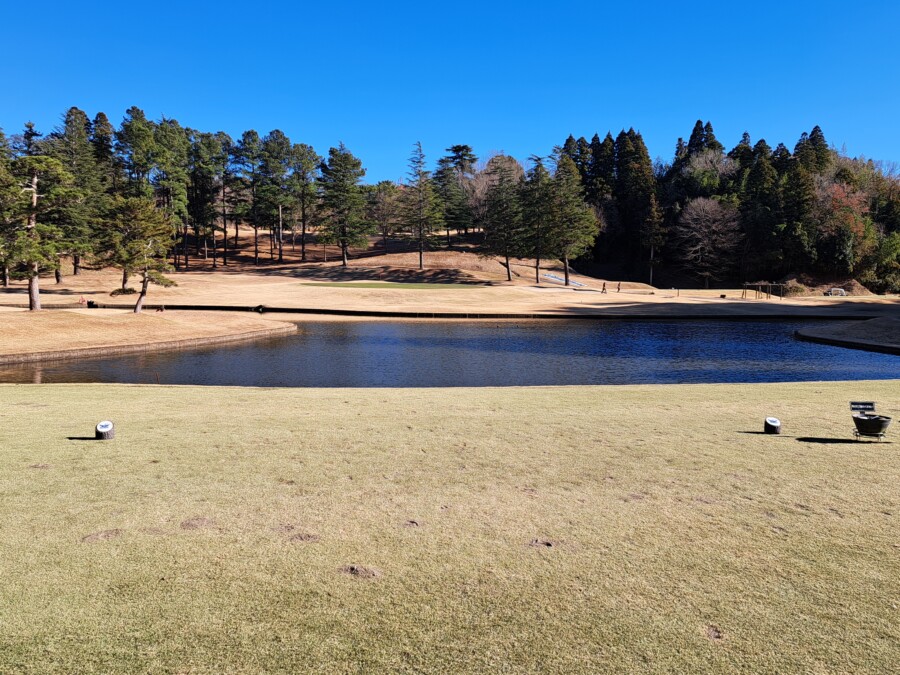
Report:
0,380,897,673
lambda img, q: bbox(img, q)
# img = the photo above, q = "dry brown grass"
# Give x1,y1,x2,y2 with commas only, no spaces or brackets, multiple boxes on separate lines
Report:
0,380,897,672
0,309,294,358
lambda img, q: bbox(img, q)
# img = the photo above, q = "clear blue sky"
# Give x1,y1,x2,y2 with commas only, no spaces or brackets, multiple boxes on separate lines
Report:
2,0,897,182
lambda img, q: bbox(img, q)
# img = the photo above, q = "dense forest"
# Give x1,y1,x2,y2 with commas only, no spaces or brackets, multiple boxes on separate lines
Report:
1,107,898,312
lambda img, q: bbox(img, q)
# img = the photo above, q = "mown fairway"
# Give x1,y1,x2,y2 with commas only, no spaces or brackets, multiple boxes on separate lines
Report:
0,381,897,673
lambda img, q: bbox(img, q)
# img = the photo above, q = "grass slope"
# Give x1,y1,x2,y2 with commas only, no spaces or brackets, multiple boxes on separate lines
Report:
0,382,898,673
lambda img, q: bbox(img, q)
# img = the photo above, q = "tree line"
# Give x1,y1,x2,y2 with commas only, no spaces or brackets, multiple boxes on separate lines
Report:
1,107,898,314
558,122,900,291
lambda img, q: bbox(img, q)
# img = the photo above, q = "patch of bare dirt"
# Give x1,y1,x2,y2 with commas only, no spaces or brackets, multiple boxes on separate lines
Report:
528,538,557,548
706,624,724,641
339,565,381,579
28,463,51,469
180,517,216,530
82,529,122,543
289,533,321,543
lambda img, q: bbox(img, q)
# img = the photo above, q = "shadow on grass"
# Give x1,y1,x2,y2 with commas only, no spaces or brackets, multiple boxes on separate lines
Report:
794,436,891,444
737,431,792,437
66,436,97,441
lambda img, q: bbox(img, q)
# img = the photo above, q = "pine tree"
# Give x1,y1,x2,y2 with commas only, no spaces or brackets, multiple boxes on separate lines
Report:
187,131,225,265
100,196,176,312
44,107,103,277
0,129,18,287
793,131,817,172
400,142,443,270
8,152,76,309
521,156,553,283
116,106,156,196
288,143,320,261
808,125,831,173
153,118,190,269
548,155,599,286
258,130,293,262
686,120,706,157
367,180,400,251
90,112,119,193
233,130,264,264
318,143,369,266
434,144,476,245
585,133,615,207
482,158,525,281
703,122,724,154
614,129,660,277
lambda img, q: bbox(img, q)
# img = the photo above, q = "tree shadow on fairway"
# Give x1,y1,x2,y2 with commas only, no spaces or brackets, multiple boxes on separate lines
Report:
795,437,892,444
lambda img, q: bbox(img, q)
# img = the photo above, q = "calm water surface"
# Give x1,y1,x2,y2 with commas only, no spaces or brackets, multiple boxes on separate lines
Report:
3,320,899,387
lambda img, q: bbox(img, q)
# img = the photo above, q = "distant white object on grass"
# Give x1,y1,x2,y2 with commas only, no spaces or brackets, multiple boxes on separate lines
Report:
823,288,847,296
542,273,584,287
95,421,115,440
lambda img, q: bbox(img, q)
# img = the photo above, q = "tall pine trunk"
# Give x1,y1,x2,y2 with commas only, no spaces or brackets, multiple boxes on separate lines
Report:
341,242,348,267
220,186,227,267
28,264,41,311
55,268,62,284
183,224,190,269
122,268,129,290
254,225,259,265
134,270,150,313
278,205,284,263
300,206,307,261
505,251,512,281
27,173,41,310
73,254,81,275
2,265,9,288
563,253,570,286
418,240,424,270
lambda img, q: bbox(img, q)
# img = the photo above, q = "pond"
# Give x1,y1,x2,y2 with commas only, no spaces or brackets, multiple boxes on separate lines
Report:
3,320,899,387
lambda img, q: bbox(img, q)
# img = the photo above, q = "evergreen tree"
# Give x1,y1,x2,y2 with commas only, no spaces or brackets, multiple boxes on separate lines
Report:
318,143,369,266
521,156,553,283
400,142,443,270
116,106,156,196
793,131,817,172
780,159,817,270
686,120,706,157
808,125,831,173
434,145,476,245
258,129,293,262
548,155,599,286
233,130,264,264
8,152,76,309
703,122,724,154
585,132,615,207
0,129,18,286
90,112,119,192
367,180,400,251
288,143,320,261
44,107,103,277
187,131,224,265
741,140,781,276
100,196,176,312
482,158,525,281
153,118,190,268
614,128,661,278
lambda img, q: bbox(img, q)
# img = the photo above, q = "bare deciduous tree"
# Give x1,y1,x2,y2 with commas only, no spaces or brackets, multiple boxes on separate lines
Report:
673,197,742,287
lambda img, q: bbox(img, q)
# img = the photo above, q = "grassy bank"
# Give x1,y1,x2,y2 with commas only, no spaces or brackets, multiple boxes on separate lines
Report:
1,381,898,673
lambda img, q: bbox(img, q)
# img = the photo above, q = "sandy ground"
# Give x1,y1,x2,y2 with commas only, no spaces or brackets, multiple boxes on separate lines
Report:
0,309,295,359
